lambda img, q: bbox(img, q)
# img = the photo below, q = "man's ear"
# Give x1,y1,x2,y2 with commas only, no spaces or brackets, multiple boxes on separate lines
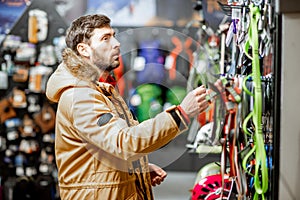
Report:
77,43,90,58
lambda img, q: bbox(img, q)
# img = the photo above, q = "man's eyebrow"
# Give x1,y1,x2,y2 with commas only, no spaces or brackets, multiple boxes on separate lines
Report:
100,31,115,39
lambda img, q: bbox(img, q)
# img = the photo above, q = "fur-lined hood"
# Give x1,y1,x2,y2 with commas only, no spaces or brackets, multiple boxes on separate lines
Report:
46,48,104,103
62,47,101,82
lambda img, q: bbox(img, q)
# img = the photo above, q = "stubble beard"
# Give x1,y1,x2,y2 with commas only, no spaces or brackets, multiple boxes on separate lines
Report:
107,60,120,71
97,60,120,72
92,53,120,72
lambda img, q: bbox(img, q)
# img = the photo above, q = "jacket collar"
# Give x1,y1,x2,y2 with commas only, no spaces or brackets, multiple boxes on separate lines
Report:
61,48,118,97
62,47,101,83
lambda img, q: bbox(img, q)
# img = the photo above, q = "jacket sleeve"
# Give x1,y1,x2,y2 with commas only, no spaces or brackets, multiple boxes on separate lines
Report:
69,87,189,161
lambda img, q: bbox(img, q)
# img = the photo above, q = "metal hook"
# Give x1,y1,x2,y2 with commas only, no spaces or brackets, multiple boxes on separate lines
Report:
252,0,263,6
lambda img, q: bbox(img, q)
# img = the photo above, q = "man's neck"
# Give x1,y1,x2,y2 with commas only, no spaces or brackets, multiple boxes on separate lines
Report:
99,70,110,80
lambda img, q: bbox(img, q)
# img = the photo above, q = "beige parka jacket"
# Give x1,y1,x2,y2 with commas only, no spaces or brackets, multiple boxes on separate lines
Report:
46,48,189,200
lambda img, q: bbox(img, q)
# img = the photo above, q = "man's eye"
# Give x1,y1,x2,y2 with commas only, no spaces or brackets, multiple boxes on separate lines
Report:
103,37,109,41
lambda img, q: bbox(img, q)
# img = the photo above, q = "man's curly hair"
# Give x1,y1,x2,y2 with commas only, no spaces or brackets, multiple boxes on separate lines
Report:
65,14,111,54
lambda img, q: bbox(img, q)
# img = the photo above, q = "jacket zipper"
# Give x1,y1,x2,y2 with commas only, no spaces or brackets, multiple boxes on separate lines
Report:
111,92,152,200
111,93,131,126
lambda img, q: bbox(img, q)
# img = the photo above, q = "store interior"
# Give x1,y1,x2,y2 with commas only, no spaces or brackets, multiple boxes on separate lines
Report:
1,0,296,199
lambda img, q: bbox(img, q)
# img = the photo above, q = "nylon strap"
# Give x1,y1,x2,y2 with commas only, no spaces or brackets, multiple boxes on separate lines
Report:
242,4,268,199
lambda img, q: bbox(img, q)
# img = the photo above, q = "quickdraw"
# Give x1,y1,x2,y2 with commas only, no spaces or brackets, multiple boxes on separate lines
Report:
189,1,274,198
206,76,248,199
220,77,247,199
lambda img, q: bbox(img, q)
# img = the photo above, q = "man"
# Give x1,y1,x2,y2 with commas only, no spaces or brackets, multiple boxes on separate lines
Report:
46,14,209,200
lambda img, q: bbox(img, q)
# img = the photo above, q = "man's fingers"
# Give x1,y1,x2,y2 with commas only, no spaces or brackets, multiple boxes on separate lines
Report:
193,85,206,96
196,93,207,102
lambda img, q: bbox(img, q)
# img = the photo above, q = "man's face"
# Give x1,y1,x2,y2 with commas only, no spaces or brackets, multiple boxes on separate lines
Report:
86,27,121,71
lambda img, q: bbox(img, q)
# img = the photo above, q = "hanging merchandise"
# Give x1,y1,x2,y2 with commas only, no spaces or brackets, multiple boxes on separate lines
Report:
15,42,37,65
33,101,56,134
19,114,37,138
28,64,53,93
0,1,68,199
3,54,15,76
0,71,8,90
1,35,22,52
240,4,269,199
192,174,234,200
186,21,227,153
187,25,224,91
187,0,275,199
5,118,22,143
38,45,57,66
28,9,48,44
166,36,194,86
0,98,16,124
134,39,166,85
19,139,39,154
129,84,163,122
52,36,66,63
0,135,6,152
27,94,41,114
11,87,27,108
12,65,29,83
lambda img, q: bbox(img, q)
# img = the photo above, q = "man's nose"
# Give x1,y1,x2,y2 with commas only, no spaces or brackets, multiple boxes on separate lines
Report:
112,37,120,49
